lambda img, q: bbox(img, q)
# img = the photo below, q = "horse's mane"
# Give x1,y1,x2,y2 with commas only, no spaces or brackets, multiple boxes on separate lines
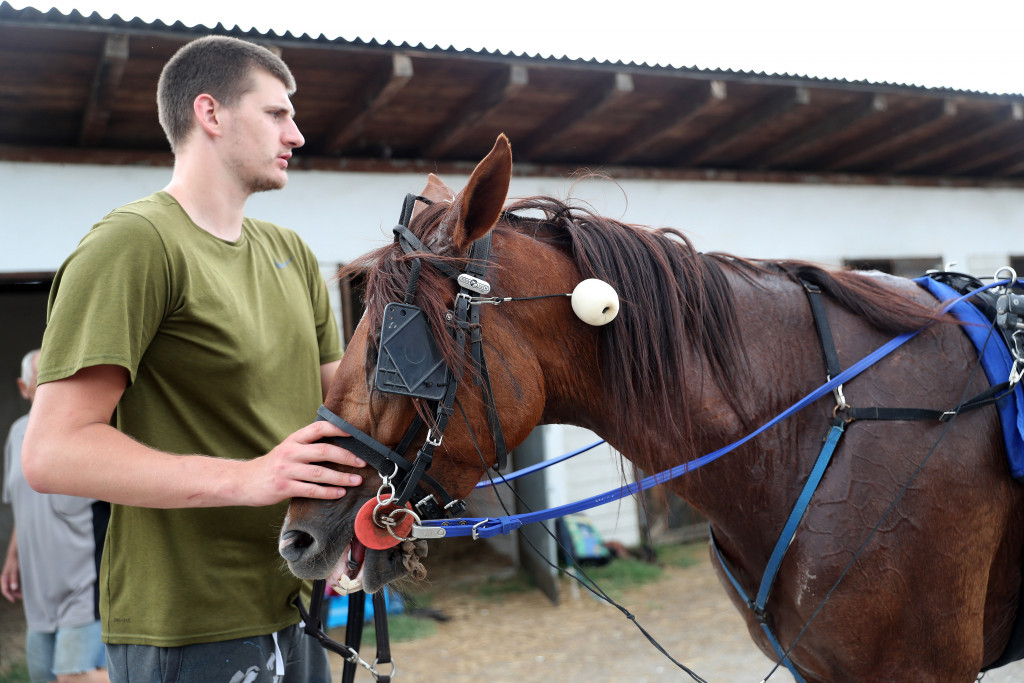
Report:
500,196,945,451
343,194,944,455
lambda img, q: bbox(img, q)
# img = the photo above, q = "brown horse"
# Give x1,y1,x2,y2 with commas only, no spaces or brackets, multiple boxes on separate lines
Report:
280,134,1024,681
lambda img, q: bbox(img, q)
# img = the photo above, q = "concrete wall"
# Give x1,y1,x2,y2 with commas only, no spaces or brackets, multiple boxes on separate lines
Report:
6,161,1024,273
4,159,1024,549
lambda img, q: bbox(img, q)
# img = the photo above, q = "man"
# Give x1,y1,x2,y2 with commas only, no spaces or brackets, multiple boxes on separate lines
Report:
22,36,366,682
3,350,109,683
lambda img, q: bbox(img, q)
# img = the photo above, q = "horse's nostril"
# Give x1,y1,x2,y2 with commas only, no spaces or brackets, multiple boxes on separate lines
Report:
279,529,316,563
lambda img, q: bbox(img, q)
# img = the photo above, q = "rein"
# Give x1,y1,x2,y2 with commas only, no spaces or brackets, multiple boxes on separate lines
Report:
308,190,1020,679
413,277,1013,540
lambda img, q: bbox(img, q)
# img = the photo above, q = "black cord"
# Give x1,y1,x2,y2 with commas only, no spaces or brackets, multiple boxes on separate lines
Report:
454,399,710,683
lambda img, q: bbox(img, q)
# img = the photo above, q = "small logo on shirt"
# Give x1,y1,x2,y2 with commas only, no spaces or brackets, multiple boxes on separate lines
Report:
274,257,294,269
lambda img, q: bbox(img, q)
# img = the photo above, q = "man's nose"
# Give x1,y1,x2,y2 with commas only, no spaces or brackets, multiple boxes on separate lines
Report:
285,119,304,149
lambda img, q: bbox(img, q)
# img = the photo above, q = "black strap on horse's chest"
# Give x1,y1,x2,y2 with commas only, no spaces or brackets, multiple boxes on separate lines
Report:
296,580,393,682
803,279,1008,423
711,277,1010,681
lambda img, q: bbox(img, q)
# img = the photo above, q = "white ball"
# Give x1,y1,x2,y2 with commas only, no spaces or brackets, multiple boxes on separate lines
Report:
571,279,620,326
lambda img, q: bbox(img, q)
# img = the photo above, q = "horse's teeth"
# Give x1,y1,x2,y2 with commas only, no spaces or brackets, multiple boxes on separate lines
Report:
332,573,362,595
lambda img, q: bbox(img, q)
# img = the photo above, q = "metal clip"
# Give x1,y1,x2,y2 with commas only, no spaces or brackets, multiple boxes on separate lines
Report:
1012,359,1024,388
410,524,447,539
995,266,1018,290
425,429,443,447
829,376,849,412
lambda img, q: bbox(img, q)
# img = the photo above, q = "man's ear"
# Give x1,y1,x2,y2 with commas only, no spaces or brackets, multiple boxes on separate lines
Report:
193,94,222,138
17,378,29,401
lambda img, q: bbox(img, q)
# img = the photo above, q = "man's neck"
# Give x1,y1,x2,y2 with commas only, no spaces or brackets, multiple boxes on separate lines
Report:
164,156,248,242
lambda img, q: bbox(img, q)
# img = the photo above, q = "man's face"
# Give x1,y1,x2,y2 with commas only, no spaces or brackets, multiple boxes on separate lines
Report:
221,70,305,194
18,352,39,403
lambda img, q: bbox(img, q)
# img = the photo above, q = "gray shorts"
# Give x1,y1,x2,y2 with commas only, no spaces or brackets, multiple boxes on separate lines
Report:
105,623,331,683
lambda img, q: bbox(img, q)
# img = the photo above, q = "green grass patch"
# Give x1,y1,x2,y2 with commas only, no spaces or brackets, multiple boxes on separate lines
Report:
561,541,703,599
326,611,437,647
0,659,30,683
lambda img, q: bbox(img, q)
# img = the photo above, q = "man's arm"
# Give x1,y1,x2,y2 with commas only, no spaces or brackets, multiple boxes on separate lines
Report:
22,364,365,508
320,359,341,399
1,529,19,603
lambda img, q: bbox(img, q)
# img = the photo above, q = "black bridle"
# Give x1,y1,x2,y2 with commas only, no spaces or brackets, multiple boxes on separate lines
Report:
317,192,509,526
301,193,513,681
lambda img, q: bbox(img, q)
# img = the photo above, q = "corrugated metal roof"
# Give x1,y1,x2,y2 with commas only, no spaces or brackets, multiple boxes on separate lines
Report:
2,1,1023,185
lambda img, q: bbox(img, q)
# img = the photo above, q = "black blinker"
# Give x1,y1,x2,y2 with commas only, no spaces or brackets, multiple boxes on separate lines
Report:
374,302,450,401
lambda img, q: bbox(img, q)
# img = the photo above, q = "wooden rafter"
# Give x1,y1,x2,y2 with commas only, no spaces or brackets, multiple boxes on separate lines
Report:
821,99,957,171
422,64,528,159
942,128,1024,175
893,103,1024,172
515,72,635,160
672,87,811,166
603,81,728,164
78,33,129,146
324,54,414,155
751,94,887,167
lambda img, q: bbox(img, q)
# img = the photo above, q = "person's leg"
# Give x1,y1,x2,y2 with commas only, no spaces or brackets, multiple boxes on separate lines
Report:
105,627,329,683
52,621,108,683
277,623,331,683
25,629,57,683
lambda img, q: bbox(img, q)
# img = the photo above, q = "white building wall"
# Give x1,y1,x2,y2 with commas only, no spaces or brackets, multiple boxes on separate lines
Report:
5,160,1024,548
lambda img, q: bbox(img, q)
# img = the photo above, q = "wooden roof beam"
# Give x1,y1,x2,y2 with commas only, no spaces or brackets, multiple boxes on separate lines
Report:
893,103,1024,172
674,86,811,166
821,99,957,171
324,54,413,155
515,71,634,160
78,33,128,146
423,64,528,159
941,129,1024,175
604,80,727,164
752,94,887,167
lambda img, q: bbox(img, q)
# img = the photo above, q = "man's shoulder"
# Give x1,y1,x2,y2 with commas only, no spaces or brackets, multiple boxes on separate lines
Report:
104,192,179,227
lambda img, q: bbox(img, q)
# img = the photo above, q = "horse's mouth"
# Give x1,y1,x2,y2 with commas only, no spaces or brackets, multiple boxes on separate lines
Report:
327,538,367,594
283,531,426,594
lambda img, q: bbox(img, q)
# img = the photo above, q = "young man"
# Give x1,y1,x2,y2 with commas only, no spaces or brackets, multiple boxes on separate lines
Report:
22,36,366,682
3,350,109,683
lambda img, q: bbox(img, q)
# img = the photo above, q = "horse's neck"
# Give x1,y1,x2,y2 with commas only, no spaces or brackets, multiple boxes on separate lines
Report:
588,271,827,550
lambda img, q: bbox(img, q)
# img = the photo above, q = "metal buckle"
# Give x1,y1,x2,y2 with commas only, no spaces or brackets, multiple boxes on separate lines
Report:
457,272,491,294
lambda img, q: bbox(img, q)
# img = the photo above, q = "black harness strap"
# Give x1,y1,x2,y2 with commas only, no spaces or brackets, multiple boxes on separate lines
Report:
316,406,463,519
371,591,393,682
340,589,365,683
802,279,1008,424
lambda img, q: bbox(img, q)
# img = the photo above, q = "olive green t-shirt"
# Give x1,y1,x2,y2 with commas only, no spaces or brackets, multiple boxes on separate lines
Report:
38,191,343,646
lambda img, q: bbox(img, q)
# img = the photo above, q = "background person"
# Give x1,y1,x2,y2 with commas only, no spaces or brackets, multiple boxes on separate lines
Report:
2,349,109,683
22,36,366,682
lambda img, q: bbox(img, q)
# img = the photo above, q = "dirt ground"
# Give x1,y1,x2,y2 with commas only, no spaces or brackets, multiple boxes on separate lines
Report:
331,541,1024,683
5,542,1024,682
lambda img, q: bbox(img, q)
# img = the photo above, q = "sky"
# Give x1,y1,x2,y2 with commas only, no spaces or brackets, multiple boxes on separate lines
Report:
15,0,1024,95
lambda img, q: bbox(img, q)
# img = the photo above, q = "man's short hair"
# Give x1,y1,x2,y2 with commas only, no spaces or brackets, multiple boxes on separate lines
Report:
20,349,39,384
157,36,296,152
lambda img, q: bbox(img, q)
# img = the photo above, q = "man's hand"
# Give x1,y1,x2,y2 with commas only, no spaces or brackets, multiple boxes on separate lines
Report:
1,536,21,603
238,420,367,506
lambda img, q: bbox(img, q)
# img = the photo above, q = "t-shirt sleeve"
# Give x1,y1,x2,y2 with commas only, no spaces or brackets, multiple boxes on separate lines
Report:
302,241,343,365
38,212,172,386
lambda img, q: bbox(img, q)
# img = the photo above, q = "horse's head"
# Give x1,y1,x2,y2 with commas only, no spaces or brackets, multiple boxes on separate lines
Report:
278,134,616,593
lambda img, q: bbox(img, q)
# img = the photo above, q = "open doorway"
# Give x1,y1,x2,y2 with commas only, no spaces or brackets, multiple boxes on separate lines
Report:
0,273,52,548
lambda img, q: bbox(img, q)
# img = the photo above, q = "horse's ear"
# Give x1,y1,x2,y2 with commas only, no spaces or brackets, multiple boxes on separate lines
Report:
413,173,453,220
452,134,512,252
